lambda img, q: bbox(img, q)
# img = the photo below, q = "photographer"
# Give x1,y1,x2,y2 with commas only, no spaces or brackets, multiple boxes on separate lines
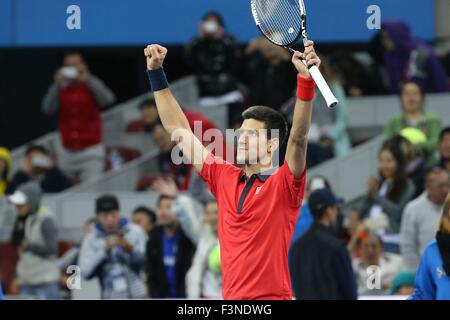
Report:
6,145,72,194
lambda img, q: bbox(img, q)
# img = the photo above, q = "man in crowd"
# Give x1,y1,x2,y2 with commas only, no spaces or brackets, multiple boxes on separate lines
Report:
42,52,116,182
78,195,147,299
400,168,450,270
132,206,157,239
290,189,357,300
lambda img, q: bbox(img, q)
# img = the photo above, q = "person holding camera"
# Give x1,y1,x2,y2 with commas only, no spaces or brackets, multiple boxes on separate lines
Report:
41,52,116,182
6,145,72,194
78,195,147,299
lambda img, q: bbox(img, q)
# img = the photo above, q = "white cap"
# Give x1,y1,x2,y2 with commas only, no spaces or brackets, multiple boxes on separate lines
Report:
8,190,28,206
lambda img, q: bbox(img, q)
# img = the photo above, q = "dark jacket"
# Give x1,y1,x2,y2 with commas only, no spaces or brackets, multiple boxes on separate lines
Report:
290,223,357,300
146,226,196,298
6,168,72,194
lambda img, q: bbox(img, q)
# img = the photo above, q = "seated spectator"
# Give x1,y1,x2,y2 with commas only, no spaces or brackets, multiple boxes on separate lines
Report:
185,12,244,125
381,19,448,93
400,168,450,271
290,189,357,300
132,206,157,239
58,217,96,299
437,127,450,173
244,37,296,110
42,52,116,182
390,271,416,296
78,195,147,299
359,138,415,253
150,124,193,191
384,81,441,164
0,147,12,196
186,200,222,299
410,192,450,300
145,194,196,298
125,99,159,133
6,145,72,194
352,231,403,296
8,182,60,299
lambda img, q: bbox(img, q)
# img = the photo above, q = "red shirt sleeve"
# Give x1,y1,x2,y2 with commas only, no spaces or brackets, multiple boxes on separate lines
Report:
198,152,230,197
278,162,307,208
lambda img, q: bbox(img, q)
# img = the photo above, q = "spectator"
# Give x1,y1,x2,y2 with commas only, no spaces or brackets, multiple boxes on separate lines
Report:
0,281,3,300
410,192,450,300
186,12,243,124
359,138,415,253
437,127,450,173
125,99,160,133
0,147,12,196
290,189,357,300
132,206,157,238
42,52,116,182
384,81,441,164
150,124,193,191
145,194,196,298
381,19,448,93
6,145,72,194
186,200,222,299
8,182,60,299
58,217,96,299
352,231,403,296
401,168,450,271
244,37,296,110
390,271,416,296
78,195,147,299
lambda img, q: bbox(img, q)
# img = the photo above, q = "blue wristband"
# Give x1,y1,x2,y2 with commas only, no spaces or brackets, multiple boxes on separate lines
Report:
147,68,169,92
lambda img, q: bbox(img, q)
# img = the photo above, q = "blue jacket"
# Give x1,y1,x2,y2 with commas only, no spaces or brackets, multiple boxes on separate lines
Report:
0,281,4,300
291,203,314,247
410,240,450,300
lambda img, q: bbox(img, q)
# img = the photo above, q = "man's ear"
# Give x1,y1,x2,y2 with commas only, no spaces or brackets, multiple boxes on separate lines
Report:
269,138,280,154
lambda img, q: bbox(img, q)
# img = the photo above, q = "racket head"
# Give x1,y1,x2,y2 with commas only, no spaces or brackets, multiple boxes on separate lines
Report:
251,0,306,48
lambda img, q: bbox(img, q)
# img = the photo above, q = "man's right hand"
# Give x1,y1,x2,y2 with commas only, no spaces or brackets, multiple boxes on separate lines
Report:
144,44,168,70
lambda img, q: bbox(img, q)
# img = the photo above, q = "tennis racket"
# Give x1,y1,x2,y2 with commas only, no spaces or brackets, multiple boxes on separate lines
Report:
250,0,338,108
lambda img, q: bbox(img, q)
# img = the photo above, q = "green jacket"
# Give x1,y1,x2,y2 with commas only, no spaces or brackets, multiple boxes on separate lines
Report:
383,112,441,163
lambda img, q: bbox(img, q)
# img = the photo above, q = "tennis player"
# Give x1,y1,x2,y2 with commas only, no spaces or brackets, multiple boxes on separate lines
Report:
144,40,320,300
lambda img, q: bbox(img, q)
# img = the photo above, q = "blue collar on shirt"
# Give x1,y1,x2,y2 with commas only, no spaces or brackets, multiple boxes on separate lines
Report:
238,166,278,183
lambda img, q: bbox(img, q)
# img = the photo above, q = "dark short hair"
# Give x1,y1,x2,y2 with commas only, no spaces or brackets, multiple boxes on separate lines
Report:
133,206,157,224
157,194,175,208
96,194,120,214
400,81,425,100
138,98,156,111
25,145,49,156
242,106,289,146
439,126,450,143
202,11,225,28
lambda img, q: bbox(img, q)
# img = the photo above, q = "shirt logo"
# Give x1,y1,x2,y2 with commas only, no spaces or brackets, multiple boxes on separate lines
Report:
255,186,263,195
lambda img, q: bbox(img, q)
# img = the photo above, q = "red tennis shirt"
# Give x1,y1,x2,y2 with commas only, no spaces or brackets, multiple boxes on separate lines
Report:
199,153,306,300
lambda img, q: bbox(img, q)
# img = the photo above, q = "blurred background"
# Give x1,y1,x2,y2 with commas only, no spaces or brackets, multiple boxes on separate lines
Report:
0,0,449,300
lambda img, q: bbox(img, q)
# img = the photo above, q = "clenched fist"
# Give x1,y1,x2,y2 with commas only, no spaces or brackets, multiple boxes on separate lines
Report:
144,44,168,70
291,40,320,79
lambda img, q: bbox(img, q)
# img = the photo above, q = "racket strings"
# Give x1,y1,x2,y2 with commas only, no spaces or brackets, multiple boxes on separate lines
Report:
253,0,302,46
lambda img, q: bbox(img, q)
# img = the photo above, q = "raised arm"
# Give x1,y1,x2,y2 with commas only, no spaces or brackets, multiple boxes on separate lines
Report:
285,40,321,176
144,44,208,172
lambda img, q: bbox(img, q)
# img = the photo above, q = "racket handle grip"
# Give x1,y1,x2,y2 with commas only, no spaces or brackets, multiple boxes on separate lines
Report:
309,65,338,108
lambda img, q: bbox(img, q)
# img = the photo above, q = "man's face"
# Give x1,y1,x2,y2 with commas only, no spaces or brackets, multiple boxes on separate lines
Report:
151,126,174,153
426,172,450,205
140,105,159,126
236,119,275,165
132,212,154,234
204,201,218,235
64,53,86,73
440,133,450,160
97,210,120,234
361,238,382,266
157,198,177,226
16,203,30,217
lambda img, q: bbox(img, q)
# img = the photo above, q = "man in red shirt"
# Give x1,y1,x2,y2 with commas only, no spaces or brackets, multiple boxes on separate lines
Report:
144,40,320,300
